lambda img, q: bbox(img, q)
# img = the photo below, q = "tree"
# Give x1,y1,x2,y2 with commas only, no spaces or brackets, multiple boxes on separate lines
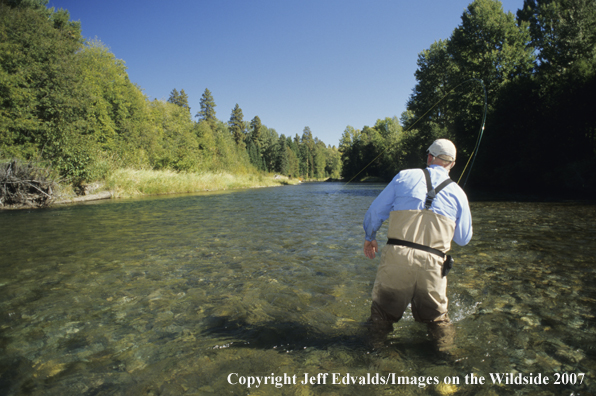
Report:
406,39,455,141
402,0,536,175
249,115,262,148
286,144,300,177
228,104,245,149
450,0,535,89
196,88,217,129
487,0,596,193
167,88,190,113
275,134,289,175
518,0,596,78
0,0,346,187
325,146,342,179
149,100,198,171
0,0,96,181
338,126,360,180
299,127,315,178
313,139,327,178
448,0,535,147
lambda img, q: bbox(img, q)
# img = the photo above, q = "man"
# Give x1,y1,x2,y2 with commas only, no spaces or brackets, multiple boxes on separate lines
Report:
362,138,472,351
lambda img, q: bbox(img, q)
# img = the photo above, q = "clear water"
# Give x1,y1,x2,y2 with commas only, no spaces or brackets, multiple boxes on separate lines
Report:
1,183,595,395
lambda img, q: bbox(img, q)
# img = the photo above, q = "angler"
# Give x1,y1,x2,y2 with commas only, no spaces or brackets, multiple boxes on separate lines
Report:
362,139,472,353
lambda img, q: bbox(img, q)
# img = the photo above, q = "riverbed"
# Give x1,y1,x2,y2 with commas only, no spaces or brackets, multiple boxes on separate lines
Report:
1,182,595,395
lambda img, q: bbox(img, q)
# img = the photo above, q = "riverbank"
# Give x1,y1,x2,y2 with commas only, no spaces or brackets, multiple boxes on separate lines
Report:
102,168,300,199
3,168,301,209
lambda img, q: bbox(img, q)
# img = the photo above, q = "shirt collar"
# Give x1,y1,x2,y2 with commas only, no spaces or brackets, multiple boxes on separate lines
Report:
428,164,449,175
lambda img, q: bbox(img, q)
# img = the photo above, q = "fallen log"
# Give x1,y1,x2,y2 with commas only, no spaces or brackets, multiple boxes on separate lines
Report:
0,159,56,209
54,191,113,205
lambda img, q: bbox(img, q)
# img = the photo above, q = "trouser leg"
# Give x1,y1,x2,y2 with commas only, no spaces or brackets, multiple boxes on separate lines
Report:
367,300,401,343
427,317,455,353
367,246,415,346
410,254,454,353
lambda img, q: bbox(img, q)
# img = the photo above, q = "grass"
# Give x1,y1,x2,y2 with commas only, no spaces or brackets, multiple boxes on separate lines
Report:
102,168,300,199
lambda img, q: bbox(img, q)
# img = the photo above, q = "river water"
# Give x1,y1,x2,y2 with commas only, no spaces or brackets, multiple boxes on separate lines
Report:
1,182,595,395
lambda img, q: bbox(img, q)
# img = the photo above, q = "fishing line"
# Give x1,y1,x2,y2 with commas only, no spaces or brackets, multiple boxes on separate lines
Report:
321,78,488,235
335,78,488,191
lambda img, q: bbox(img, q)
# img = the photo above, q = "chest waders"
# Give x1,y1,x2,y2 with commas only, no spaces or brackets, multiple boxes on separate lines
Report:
386,168,454,277
367,168,458,352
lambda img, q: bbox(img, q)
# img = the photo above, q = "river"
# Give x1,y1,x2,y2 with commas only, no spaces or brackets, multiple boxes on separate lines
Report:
1,182,595,395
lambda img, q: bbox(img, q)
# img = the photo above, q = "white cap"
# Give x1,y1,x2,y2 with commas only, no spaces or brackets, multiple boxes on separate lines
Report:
427,139,456,162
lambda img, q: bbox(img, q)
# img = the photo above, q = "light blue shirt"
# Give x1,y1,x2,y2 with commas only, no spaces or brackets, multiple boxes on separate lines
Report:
363,165,473,246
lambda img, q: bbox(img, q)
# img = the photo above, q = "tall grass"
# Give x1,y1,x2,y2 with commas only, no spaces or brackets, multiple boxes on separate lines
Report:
104,168,299,198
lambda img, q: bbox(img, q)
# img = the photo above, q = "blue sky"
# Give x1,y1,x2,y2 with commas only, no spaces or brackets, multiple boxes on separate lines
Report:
49,0,524,147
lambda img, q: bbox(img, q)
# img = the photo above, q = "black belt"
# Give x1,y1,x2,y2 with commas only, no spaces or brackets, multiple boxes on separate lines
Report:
386,238,445,259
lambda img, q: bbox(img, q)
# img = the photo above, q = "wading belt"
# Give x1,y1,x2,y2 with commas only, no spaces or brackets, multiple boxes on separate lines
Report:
386,168,454,259
387,237,454,277
386,238,445,258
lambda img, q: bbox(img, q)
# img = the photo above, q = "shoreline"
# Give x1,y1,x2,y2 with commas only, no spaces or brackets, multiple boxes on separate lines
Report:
1,169,303,210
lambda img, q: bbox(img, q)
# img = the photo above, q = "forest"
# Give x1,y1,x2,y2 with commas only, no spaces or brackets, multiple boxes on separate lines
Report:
339,0,596,195
0,0,341,195
1,0,595,198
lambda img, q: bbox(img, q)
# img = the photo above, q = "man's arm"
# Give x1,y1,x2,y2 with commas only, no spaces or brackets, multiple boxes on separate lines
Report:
453,193,473,246
363,175,399,258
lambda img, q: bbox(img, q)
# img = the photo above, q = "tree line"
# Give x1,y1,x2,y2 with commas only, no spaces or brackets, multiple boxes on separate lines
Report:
0,0,341,185
3,0,594,194
340,0,596,195
182,88,341,180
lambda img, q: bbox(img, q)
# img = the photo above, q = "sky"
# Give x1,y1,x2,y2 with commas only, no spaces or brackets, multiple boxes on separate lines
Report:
48,0,525,147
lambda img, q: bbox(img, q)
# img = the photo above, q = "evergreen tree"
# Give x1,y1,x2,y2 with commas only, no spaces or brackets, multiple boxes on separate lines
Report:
249,115,262,148
196,88,217,129
286,145,300,177
313,140,327,178
167,88,190,113
168,88,179,104
301,126,315,151
275,134,289,175
228,104,245,149
245,139,260,169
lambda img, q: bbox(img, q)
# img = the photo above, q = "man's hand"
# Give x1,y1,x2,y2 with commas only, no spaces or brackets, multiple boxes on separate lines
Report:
364,240,378,259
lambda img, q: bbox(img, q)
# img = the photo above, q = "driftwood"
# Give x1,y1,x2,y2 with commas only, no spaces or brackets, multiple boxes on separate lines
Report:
54,191,112,205
0,159,57,209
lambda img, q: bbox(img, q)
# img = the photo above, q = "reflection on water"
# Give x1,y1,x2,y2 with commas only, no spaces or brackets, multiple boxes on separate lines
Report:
1,183,595,395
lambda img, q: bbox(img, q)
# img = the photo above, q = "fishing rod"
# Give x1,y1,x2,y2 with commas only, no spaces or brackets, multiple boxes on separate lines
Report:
339,78,488,189
457,78,488,188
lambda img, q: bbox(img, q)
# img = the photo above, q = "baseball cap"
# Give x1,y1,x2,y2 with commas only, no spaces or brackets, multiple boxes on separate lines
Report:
427,139,456,162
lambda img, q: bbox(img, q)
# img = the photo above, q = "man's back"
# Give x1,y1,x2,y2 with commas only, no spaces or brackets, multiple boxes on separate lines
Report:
363,165,472,246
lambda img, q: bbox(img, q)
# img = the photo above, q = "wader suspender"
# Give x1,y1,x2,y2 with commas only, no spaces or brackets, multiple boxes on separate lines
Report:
387,168,454,259
422,168,453,210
